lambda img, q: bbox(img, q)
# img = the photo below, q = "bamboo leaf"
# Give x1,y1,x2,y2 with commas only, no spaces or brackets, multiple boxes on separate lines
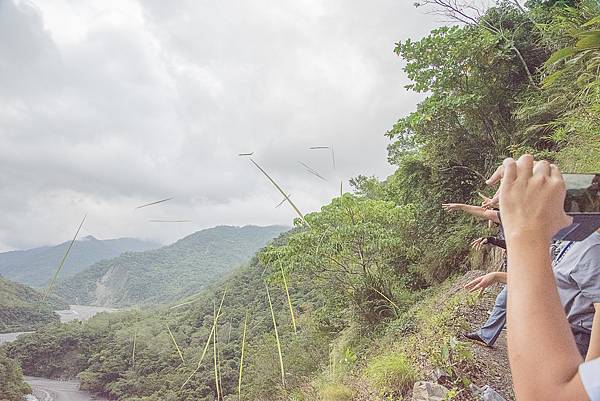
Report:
544,47,578,66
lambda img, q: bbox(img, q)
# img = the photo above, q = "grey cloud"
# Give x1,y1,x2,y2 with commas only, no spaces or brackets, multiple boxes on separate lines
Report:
0,0,437,251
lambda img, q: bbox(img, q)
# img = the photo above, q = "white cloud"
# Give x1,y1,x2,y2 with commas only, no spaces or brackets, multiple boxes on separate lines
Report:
0,0,438,251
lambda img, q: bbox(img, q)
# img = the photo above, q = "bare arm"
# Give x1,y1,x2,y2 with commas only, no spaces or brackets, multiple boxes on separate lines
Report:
442,203,501,223
586,304,600,361
489,156,589,401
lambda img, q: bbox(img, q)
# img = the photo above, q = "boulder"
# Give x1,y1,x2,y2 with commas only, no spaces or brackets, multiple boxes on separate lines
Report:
480,385,507,401
411,381,449,401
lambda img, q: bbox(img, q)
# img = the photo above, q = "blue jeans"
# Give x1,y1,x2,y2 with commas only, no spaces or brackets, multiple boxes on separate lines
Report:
477,285,507,346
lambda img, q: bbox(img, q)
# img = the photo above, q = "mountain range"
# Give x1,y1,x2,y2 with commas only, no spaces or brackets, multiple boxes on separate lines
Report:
0,236,160,287
55,225,288,307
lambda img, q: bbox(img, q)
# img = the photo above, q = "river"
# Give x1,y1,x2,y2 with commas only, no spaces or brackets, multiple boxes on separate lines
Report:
24,377,108,401
1,305,116,401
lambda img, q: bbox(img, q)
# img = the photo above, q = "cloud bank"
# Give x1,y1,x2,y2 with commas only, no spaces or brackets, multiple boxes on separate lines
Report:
0,0,437,251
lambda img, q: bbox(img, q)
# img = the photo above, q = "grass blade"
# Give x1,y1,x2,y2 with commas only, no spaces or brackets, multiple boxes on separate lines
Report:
249,158,309,227
180,326,214,390
369,285,401,315
238,311,249,400
135,197,173,209
43,214,86,300
266,283,285,386
166,324,185,364
279,261,297,334
180,290,227,390
132,328,137,367
213,302,221,400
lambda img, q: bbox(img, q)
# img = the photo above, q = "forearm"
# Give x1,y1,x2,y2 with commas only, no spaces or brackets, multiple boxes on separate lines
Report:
492,271,507,284
586,306,600,361
506,236,584,401
458,204,489,219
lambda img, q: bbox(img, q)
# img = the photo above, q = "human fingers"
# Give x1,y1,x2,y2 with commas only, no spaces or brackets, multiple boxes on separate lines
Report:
515,154,534,180
549,164,573,230
486,164,504,186
533,160,551,177
464,277,482,290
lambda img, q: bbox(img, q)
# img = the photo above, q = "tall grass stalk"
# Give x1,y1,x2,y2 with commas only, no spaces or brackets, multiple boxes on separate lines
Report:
213,302,221,400
249,158,309,227
238,311,249,401
369,285,401,315
279,261,297,334
266,283,286,386
43,214,86,300
166,324,185,363
180,290,227,390
132,328,137,367
180,326,214,390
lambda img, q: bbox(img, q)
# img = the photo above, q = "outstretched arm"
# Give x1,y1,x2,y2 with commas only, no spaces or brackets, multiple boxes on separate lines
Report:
442,203,501,223
488,155,589,401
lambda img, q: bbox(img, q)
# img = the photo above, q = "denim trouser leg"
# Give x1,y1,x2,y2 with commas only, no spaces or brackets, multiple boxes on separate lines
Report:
477,285,507,346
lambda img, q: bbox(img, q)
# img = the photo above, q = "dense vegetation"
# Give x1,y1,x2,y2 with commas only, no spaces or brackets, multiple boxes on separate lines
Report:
0,276,67,333
3,1,599,400
0,349,30,401
56,225,288,307
0,235,159,287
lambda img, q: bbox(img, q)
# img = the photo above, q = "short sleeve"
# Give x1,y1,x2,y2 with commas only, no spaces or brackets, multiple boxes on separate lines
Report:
570,244,600,302
580,358,600,401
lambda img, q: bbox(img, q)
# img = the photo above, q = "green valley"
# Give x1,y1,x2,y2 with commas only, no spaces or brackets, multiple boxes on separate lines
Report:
55,225,289,307
0,236,159,288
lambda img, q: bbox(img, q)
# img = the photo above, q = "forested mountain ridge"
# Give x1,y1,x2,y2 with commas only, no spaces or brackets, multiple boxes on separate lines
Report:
55,225,288,307
0,275,68,333
0,235,160,287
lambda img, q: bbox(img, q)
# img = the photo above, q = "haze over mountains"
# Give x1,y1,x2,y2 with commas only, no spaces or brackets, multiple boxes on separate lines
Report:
55,225,288,307
0,236,160,287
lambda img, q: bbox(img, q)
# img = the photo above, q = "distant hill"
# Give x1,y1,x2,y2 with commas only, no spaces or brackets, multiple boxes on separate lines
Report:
0,236,160,287
55,225,288,307
0,275,68,333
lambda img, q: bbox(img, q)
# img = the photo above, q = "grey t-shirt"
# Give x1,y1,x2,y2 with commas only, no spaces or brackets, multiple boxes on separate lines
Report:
580,358,600,401
553,232,600,337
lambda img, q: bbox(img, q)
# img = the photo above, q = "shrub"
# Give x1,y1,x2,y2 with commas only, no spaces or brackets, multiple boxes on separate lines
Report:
365,352,417,396
319,383,354,401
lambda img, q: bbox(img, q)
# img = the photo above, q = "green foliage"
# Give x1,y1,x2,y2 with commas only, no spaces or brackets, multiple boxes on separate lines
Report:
0,350,30,401
365,352,417,397
0,236,158,287
0,276,66,333
261,194,418,326
3,1,599,400
56,225,288,307
318,382,354,401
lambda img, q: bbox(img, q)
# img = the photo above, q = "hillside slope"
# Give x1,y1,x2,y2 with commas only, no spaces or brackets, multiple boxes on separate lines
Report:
0,276,68,333
55,225,288,307
0,236,160,287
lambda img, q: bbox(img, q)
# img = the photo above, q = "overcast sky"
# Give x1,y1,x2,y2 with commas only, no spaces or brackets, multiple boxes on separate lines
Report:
0,0,439,251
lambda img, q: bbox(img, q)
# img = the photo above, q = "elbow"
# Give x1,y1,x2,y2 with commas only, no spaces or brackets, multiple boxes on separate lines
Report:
515,381,582,401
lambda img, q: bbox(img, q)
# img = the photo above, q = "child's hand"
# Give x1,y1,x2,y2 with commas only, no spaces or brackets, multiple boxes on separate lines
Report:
486,155,572,242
